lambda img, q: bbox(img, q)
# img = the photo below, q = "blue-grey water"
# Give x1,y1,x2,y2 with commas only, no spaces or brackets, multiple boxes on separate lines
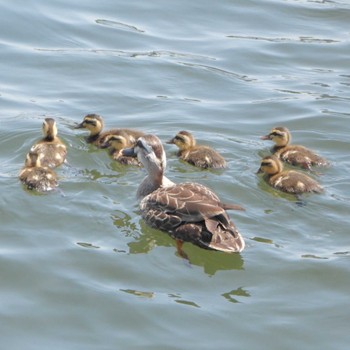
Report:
1,0,350,349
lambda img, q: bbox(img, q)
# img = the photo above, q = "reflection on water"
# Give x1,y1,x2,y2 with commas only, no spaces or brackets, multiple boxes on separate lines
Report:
95,19,145,33
222,287,251,304
124,220,245,276
2,0,350,348
120,288,154,299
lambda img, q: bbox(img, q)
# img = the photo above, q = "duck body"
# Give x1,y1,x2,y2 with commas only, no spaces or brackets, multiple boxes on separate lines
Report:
261,126,329,169
19,151,58,192
75,114,144,148
31,118,67,168
140,182,245,252
167,130,226,169
123,134,245,254
258,155,323,194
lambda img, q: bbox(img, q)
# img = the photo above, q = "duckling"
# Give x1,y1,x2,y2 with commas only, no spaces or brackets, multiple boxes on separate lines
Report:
100,133,140,166
167,130,226,169
122,134,245,258
257,155,323,194
31,118,67,168
74,113,144,148
19,151,58,192
261,126,329,170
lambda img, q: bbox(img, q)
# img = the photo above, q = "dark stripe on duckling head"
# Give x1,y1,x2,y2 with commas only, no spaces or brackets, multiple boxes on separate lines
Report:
75,114,103,129
259,155,284,175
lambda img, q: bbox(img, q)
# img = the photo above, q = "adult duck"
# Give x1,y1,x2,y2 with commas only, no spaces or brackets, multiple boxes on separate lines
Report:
123,134,245,257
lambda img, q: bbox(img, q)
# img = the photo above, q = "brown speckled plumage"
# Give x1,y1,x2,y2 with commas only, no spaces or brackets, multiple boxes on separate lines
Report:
261,127,329,170
167,130,226,169
31,118,67,168
19,151,58,192
75,114,144,148
123,134,245,254
257,155,323,194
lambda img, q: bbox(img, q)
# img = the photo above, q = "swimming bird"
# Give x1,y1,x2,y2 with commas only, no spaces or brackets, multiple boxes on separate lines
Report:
19,151,58,192
74,113,144,148
100,133,140,166
261,126,329,170
257,155,323,194
122,134,245,257
31,118,67,168
167,130,226,169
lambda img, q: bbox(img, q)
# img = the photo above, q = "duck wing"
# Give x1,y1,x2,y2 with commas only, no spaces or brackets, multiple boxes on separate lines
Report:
141,183,224,222
31,143,67,168
140,182,245,252
186,146,226,169
279,145,328,168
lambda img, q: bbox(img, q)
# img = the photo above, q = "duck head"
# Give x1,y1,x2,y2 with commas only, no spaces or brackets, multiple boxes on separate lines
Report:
257,155,283,175
100,133,130,150
261,127,291,147
167,130,196,150
75,114,103,135
123,134,166,173
24,151,42,168
42,118,58,141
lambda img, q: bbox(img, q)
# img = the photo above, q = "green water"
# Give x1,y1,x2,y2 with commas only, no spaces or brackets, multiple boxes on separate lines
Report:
1,0,350,349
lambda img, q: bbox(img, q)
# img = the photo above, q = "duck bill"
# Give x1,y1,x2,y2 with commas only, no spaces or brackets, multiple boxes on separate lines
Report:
256,167,263,174
122,147,137,157
260,134,271,140
100,141,109,149
166,138,175,144
74,122,85,129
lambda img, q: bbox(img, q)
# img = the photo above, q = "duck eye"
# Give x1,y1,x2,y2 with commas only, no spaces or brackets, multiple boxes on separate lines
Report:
136,139,145,149
261,161,271,167
175,136,183,141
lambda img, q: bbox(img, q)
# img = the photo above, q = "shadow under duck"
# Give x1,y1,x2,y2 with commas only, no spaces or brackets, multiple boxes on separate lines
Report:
122,134,245,258
31,118,67,168
19,151,58,192
74,113,144,148
261,126,329,170
257,155,323,194
167,130,227,169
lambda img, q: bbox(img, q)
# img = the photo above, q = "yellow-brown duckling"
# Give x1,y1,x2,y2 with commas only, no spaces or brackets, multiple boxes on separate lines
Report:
261,126,329,170
19,151,58,192
167,130,226,169
100,133,140,166
74,113,144,148
31,118,67,168
257,155,323,194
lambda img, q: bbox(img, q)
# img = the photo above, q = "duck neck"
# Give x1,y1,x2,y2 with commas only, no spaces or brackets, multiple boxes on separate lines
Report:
137,166,164,199
87,133,100,143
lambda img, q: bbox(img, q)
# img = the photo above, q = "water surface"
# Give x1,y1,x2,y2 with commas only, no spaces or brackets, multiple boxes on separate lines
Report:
1,0,350,349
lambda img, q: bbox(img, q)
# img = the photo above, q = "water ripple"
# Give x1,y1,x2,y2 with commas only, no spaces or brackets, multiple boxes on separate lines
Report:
178,62,257,82
227,34,341,44
34,47,216,62
95,19,145,33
